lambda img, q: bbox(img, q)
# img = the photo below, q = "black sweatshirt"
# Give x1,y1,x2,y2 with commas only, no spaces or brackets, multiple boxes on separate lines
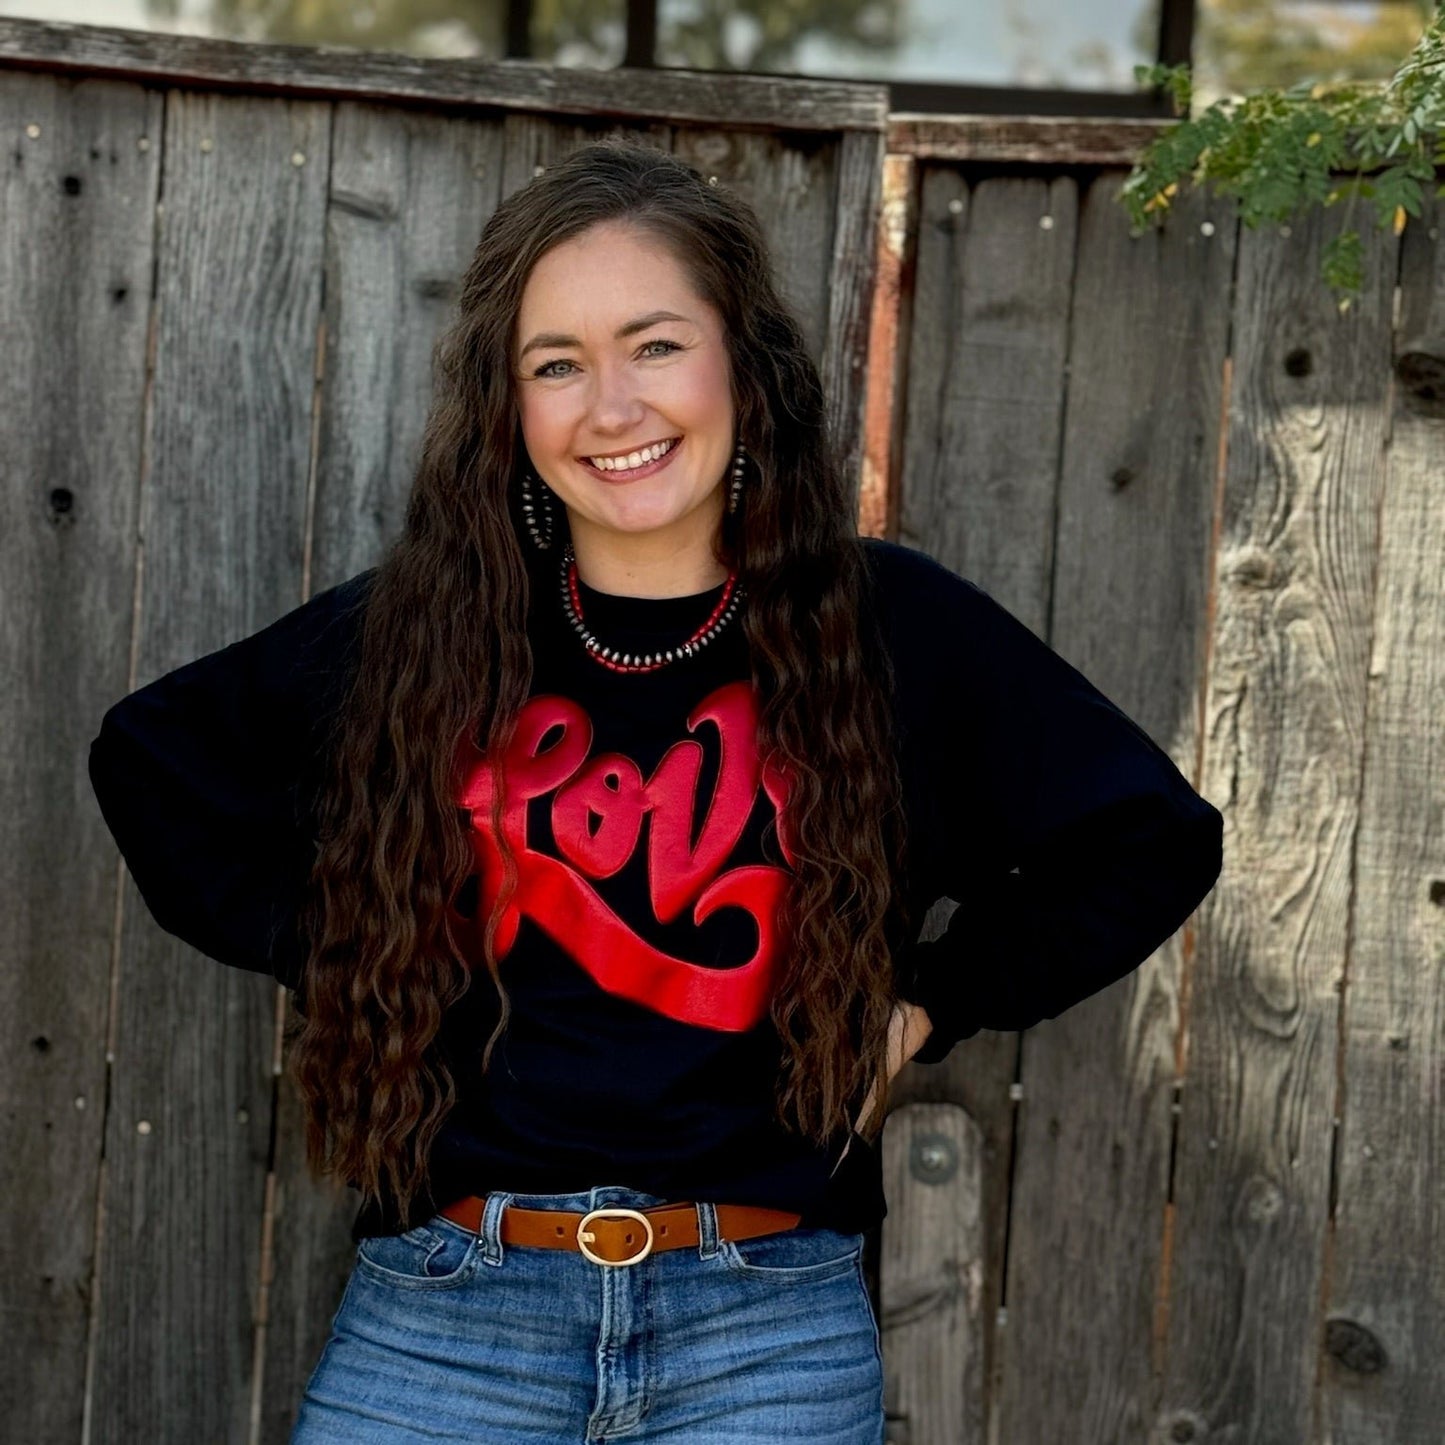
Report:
87,537,1223,1240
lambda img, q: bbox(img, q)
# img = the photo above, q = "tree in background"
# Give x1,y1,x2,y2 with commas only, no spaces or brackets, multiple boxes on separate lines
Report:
1128,2,1445,303
1194,0,1435,105
144,0,504,57
142,0,906,69
655,0,905,70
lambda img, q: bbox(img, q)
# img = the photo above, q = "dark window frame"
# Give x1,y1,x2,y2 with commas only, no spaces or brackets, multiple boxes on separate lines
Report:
510,0,1196,117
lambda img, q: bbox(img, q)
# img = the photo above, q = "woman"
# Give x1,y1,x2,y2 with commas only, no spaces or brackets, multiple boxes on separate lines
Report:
89,139,1223,1442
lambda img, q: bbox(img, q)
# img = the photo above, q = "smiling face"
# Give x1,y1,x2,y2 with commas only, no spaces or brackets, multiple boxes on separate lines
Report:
513,220,736,592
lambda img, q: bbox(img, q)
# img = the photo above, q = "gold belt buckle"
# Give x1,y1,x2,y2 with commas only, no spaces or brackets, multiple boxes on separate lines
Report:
576,1206,654,1267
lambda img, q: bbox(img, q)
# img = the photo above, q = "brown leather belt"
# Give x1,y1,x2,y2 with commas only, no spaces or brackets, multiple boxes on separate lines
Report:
439,1194,802,1267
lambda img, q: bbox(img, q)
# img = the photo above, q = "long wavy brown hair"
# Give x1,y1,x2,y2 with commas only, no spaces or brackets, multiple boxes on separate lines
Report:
289,137,913,1226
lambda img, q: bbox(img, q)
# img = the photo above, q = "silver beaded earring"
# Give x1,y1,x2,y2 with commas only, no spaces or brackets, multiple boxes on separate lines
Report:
519,466,556,550
728,439,748,515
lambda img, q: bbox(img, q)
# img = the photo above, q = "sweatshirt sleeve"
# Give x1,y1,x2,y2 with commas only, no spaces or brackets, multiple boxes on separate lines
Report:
86,571,372,989
889,556,1223,1065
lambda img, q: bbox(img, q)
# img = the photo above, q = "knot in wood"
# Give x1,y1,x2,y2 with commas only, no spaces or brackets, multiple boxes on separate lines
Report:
1283,346,1312,377
1224,544,1287,591
1395,336,1445,416
48,488,76,528
1158,1407,1207,1441
1238,1173,1284,1228
1324,1315,1388,1374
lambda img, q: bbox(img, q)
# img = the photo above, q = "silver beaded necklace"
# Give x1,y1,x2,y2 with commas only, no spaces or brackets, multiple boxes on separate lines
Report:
558,541,746,674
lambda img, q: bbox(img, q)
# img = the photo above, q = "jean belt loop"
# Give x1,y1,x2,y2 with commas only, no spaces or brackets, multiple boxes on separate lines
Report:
480,1191,512,1265
696,1200,721,1260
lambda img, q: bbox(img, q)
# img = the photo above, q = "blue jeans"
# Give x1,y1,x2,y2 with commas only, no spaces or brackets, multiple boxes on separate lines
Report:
290,1184,885,1443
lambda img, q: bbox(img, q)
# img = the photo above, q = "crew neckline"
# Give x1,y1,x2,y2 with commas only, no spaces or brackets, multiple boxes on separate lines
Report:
572,570,731,635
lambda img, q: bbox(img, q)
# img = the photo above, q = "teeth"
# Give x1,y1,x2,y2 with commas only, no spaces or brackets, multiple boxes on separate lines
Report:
588,437,677,471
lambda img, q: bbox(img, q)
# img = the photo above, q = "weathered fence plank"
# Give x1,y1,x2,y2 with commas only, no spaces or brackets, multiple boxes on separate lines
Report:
887,114,1172,165
91,87,329,1445
498,110,673,202
879,1103,985,1444
1321,194,1445,1442
0,68,162,1445
671,126,840,367
898,165,1076,627
311,103,509,582
821,127,886,506
1158,199,1398,1440
860,151,917,538
997,172,1234,1444
0,16,887,134
889,164,1081,1439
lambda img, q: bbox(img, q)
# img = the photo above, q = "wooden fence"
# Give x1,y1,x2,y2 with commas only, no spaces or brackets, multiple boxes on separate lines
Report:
2,14,1440,1444
874,120,1444,1444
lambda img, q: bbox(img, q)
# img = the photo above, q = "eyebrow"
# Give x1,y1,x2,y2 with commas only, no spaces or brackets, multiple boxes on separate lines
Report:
518,309,694,361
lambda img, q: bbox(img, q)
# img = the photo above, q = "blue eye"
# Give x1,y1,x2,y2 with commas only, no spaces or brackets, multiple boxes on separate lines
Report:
530,338,682,379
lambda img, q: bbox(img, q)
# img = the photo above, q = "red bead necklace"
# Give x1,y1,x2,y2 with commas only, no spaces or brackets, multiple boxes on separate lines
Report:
559,542,745,674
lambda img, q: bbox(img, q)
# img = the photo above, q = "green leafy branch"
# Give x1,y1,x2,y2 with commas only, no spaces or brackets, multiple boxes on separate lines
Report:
1120,1,1445,308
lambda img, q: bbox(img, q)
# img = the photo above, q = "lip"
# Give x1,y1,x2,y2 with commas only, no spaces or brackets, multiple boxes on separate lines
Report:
578,436,683,483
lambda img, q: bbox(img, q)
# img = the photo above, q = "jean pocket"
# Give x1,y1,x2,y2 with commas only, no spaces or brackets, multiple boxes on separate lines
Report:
354,1214,481,1290
720,1225,864,1281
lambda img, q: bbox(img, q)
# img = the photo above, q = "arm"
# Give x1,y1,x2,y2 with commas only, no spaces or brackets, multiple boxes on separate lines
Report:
851,999,935,1133
87,571,372,988
891,568,1223,1065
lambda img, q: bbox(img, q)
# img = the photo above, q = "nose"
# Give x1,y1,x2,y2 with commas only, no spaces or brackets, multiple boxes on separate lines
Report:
586,359,647,433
